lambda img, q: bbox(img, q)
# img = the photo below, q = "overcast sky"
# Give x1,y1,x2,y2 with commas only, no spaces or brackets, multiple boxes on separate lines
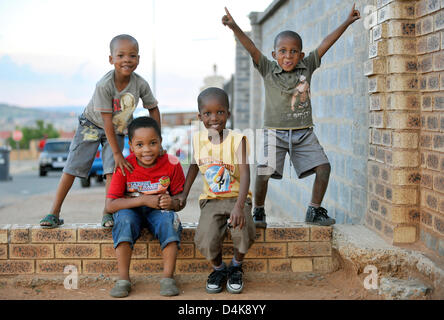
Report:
0,0,271,111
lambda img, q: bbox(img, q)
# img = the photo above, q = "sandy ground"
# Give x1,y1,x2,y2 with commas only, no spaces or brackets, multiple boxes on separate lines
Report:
0,269,381,300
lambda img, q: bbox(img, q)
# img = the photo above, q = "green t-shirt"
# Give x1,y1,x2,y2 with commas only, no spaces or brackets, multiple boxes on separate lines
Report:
254,50,321,129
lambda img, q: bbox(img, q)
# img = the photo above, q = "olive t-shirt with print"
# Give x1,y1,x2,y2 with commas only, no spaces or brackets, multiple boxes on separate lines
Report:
254,50,321,129
83,70,158,134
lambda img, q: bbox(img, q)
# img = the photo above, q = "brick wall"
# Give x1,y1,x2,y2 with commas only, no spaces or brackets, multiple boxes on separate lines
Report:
365,0,420,243
416,0,444,254
240,0,371,224
0,223,334,276
233,33,252,130
364,0,444,253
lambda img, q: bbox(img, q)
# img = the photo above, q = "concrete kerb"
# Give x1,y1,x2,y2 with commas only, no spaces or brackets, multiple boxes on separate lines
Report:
331,224,444,299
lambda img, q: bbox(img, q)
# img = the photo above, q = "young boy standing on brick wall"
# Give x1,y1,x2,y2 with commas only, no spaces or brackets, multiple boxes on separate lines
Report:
39,34,160,229
177,87,256,294
222,5,361,228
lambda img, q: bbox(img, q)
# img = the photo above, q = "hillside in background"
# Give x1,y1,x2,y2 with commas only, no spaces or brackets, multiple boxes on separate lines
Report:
0,103,79,132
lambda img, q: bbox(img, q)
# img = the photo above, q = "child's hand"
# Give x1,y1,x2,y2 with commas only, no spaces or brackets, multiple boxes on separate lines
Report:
159,193,172,210
141,194,161,209
175,192,187,211
229,205,245,230
222,7,237,29
346,3,361,25
114,152,134,176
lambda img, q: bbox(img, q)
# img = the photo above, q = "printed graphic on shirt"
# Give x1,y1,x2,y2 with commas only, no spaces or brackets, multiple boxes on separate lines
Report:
126,175,170,195
290,75,311,111
205,164,233,194
112,92,136,133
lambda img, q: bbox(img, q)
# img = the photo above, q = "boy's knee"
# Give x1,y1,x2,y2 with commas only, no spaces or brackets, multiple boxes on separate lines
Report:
114,210,137,227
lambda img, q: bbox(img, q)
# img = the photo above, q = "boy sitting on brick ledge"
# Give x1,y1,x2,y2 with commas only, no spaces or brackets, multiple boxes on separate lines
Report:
106,117,185,298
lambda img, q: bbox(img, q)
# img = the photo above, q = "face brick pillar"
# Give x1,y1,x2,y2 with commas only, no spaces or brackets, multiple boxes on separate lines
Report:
416,0,444,254
365,0,420,243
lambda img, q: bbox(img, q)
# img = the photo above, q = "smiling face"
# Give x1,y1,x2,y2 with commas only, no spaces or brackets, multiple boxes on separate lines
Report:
198,96,230,142
272,36,304,72
109,39,140,78
129,127,161,168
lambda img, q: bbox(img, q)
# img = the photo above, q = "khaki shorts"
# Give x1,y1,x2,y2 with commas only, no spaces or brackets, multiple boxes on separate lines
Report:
63,114,124,178
257,128,330,179
195,197,256,261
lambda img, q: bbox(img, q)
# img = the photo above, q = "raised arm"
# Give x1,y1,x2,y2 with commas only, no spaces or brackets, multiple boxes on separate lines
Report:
317,4,361,59
222,7,262,65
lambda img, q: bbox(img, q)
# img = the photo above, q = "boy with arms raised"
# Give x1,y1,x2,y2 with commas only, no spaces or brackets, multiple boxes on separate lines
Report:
40,34,160,228
178,87,256,294
222,5,361,227
106,116,185,297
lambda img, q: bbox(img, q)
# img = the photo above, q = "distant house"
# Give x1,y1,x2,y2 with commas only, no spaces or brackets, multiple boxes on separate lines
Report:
0,131,11,147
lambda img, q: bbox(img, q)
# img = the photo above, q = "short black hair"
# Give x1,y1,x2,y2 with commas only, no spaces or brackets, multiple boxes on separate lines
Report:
197,87,229,112
110,34,139,55
274,30,303,50
127,116,161,142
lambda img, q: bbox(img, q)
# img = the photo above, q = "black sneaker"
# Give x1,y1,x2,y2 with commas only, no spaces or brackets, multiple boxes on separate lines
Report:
206,263,227,294
226,263,244,294
253,207,267,228
305,206,336,226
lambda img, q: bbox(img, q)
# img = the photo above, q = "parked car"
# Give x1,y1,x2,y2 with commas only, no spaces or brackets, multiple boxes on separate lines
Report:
80,136,131,187
38,139,71,176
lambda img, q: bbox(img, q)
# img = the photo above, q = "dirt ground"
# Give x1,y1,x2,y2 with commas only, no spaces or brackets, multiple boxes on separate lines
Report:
0,269,381,300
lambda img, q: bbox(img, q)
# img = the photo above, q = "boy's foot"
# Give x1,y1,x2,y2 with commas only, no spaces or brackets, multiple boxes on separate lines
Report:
39,214,64,229
226,263,244,294
101,213,114,228
253,207,267,228
305,206,336,226
160,278,179,296
110,279,131,298
206,263,227,294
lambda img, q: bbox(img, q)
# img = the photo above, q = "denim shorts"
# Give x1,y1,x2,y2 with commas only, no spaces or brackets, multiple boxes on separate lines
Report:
112,207,182,250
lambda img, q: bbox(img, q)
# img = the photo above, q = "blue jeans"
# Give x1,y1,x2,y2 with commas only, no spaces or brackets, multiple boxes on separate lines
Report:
112,207,182,250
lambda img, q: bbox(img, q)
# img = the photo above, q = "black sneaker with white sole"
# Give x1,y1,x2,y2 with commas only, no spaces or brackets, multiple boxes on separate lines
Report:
206,263,227,294
226,263,244,294
253,207,267,228
305,206,336,226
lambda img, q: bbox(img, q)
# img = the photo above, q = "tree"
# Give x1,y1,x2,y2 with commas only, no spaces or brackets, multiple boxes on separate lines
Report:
7,120,59,149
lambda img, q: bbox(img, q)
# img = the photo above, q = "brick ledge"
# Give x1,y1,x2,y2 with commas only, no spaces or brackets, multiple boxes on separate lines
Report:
0,223,334,276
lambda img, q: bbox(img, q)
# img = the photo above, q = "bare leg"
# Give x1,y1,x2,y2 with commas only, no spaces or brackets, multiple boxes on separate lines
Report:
102,173,114,227
42,173,75,226
161,242,178,278
211,252,223,268
253,174,270,207
310,164,331,206
115,242,132,281
233,248,245,263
